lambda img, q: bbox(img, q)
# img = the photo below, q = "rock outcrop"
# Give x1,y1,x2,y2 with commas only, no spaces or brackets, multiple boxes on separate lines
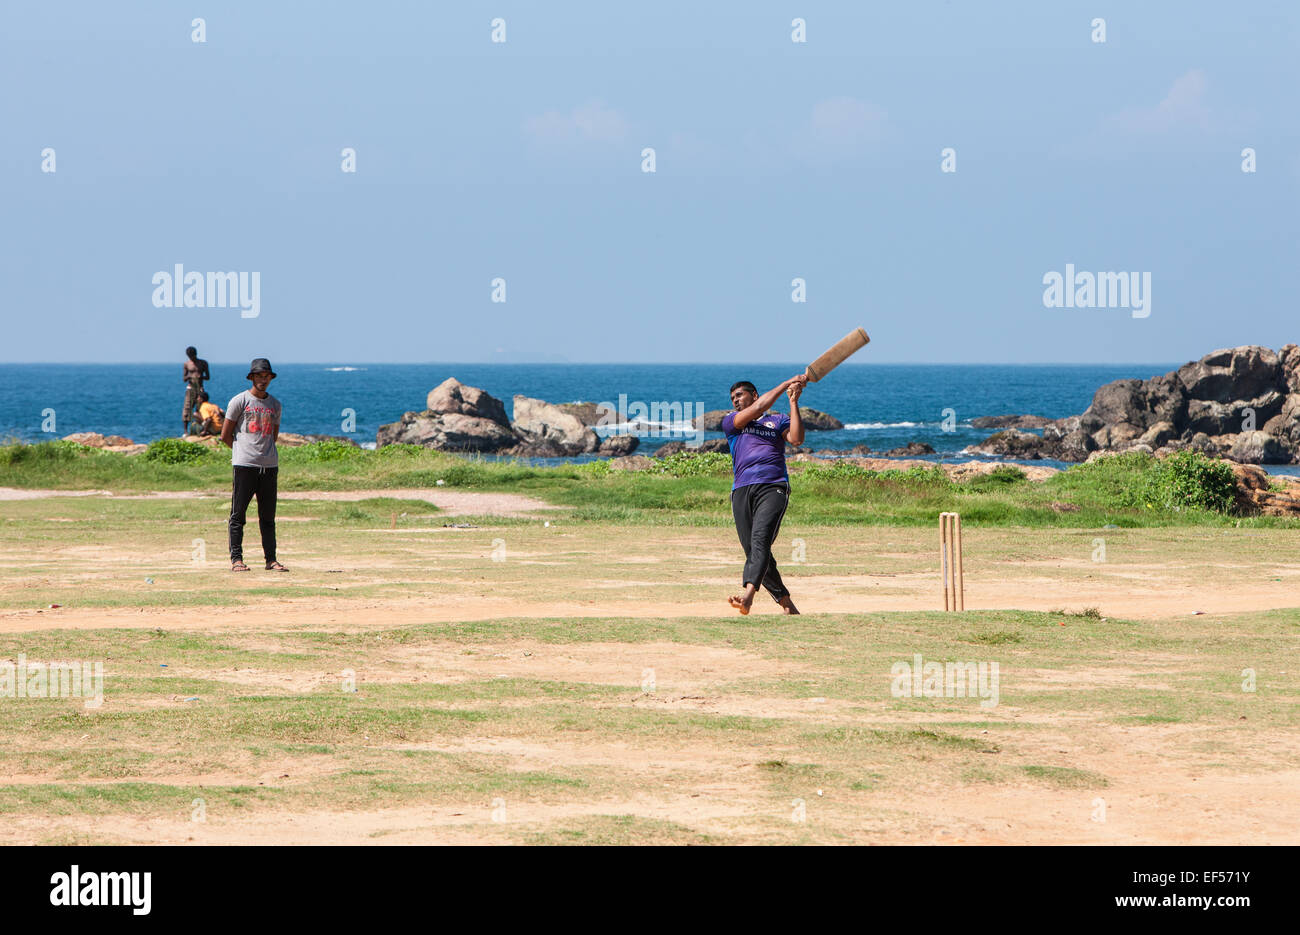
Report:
378,379,640,456
276,433,360,448
556,402,616,426
1230,464,1300,516
883,441,936,457
693,407,841,431
972,346,1300,463
378,378,521,451
61,432,146,454
969,415,1053,429
510,396,601,456
653,439,729,456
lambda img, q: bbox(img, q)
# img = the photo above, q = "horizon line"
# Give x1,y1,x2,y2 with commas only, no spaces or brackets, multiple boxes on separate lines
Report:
0,360,1187,368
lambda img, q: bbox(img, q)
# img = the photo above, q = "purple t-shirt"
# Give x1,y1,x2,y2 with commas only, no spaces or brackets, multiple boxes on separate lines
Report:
722,410,790,490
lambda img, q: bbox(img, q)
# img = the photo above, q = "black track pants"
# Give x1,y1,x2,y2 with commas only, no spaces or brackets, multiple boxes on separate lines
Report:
731,482,791,602
229,465,278,563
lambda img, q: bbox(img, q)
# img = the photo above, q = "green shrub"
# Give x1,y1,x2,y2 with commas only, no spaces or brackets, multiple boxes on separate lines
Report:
375,443,425,458
574,459,613,478
142,438,210,464
287,440,365,462
798,460,875,482
653,451,733,478
1143,450,1237,513
1053,451,1158,507
972,465,1028,486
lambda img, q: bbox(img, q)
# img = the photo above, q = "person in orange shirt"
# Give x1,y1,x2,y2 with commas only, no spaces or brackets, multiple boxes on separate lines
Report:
196,391,224,436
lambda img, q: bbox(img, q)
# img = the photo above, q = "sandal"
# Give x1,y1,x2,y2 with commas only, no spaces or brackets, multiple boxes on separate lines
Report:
231,560,249,572
265,561,289,572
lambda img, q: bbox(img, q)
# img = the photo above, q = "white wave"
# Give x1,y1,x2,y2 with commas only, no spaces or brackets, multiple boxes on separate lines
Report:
841,420,975,430
360,441,377,450
596,419,701,434
324,366,367,372
842,421,921,429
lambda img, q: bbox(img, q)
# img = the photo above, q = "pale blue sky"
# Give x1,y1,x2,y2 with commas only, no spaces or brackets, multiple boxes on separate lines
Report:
2,1,1298,363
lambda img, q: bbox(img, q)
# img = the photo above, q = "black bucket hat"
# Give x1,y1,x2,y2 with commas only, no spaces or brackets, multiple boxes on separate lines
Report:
246,358,277,380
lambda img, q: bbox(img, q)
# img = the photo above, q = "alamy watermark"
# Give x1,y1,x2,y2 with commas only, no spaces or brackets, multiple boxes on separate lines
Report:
890,653,999,709
593,395,706,447
1042,264,1150,319
1,654,103,708
152,264,260,318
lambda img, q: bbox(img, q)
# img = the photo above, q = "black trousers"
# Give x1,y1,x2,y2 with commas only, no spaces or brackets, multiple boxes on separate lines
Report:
229,465,277,563
731,482,791,602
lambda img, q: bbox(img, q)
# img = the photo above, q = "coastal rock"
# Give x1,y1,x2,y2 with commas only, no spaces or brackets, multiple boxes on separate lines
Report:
797,407,843,430
1226,431,1292,464
427,378,510,426
1262,393,1300,446
1231,463,1300,516
883,442,936,457
654,439,729,456
1185,432,1219,456
1084,376,1188,431
1280,344,1300,393
63,432,135,448
816,444,873,456
1038,345,1300,463
1176,346,1279,403
1054,428,1097,462
970,414,1053,429
597,435,639,457
1092,422,1142,449
511,396,600,456
1183,399,1239,436
969,429,1048,459
276,433,360,448
1137,421,1177,449
379,379,519,451
695,410,730,432
693,407,841,431
557,402,617,427
376,410,518,451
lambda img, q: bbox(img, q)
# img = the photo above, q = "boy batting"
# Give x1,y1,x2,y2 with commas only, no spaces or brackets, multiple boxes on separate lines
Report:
723,374,807,615
221,358,287,572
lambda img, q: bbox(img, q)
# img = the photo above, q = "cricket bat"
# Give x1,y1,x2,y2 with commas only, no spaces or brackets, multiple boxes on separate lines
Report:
805,328,870,382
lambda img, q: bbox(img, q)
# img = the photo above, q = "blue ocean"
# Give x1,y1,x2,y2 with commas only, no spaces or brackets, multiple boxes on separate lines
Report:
4,362,1292,474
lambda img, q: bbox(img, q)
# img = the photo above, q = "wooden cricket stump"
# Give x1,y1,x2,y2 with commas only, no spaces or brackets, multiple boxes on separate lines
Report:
940,512,964,611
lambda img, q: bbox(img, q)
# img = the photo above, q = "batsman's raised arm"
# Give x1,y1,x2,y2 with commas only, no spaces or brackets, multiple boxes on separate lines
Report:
785,380,805,446
731,374,807,430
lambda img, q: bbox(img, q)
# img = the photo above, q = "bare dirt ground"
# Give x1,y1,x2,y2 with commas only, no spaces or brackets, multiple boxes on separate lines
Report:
2,488,1297,845
4,560,1298,633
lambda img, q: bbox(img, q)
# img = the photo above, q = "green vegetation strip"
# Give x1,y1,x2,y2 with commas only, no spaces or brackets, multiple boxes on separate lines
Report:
0,442,1287,528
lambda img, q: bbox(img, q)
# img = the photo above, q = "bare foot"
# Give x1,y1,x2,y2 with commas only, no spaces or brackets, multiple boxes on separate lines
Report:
728,594,752,615
778,596,800,615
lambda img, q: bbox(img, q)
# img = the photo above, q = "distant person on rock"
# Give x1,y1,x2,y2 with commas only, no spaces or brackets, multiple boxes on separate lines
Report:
195,391,224,436
182,346,210,436
723,374,806,616
221,358,286,572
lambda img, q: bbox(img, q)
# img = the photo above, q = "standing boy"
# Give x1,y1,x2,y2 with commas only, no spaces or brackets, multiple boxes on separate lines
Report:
722,374,807,615
182,346,210,436
221,358,287,572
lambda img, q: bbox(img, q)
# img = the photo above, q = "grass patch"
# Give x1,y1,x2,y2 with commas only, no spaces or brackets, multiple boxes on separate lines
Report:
1019,765,1108,788
2,441,1292,529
